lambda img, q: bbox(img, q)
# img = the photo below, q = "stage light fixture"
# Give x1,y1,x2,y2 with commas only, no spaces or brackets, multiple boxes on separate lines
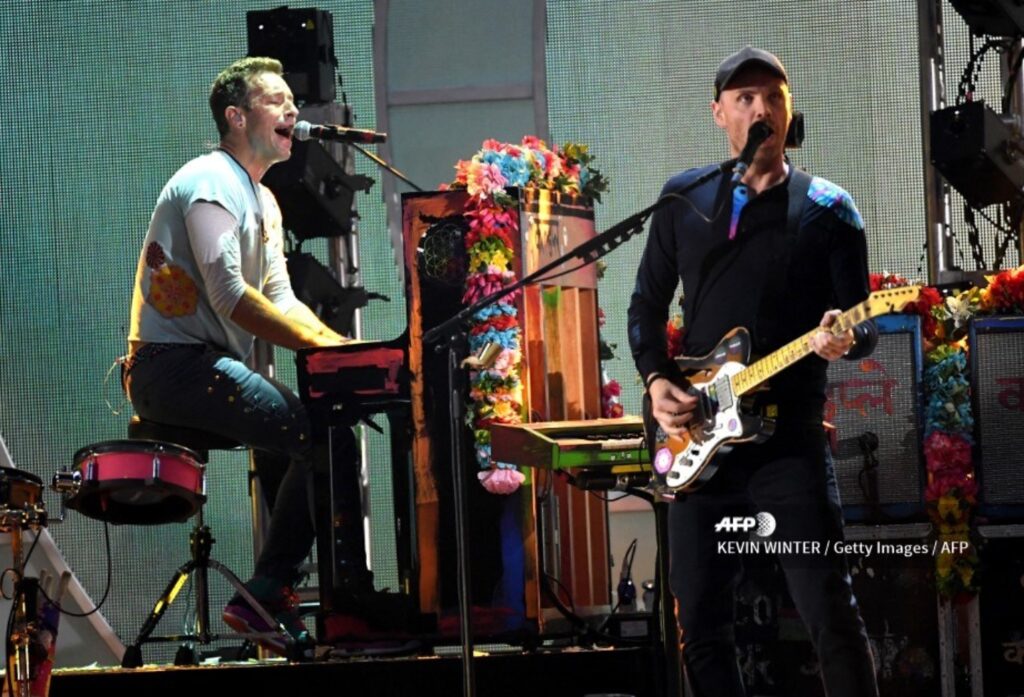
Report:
263,140,374,240
948,0,1024,36
931,101,1024,207
286,252,368,336
246,6,338,103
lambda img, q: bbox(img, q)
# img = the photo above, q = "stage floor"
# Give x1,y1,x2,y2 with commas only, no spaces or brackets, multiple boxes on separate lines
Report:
49,646,657,697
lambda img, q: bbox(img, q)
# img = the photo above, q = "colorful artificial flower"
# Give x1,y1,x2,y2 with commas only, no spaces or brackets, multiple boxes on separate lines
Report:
601,369,624,419
869,271,911,291
666,313,686,358
980,264,1024,313
448,136,607,493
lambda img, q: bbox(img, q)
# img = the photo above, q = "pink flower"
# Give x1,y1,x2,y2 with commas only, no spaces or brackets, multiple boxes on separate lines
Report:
491,348,519,372
463,270,519,304
602,379,622,399
479,468,525,495
924,431,973,476
925,474,978,502
466,161,508,199
602,402,625,419
521,135,547,150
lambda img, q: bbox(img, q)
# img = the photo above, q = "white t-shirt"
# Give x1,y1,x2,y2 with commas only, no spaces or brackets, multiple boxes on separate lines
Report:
128,150,298,359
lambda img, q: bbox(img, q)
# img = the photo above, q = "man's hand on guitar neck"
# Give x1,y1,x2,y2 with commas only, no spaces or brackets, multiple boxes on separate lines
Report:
810,309,856,362
647,376,699,437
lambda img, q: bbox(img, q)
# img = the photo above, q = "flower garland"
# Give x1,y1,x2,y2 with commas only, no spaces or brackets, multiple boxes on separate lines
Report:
446,136,608,494
875,264,1024,598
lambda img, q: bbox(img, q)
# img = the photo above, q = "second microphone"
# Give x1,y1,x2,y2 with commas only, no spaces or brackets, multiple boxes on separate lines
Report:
294,120,387,144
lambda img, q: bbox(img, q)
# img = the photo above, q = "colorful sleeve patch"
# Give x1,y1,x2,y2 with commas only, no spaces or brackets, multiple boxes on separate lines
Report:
145,241,198,317
808,177,864,231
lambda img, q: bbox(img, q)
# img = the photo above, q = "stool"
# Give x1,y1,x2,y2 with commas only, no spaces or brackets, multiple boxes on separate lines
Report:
119,416,299,667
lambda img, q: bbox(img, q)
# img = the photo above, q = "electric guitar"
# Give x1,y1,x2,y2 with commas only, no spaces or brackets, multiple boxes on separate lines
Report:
643,286,922,493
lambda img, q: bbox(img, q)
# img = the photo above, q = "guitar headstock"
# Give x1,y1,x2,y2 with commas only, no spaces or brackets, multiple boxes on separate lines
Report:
864,285,922,317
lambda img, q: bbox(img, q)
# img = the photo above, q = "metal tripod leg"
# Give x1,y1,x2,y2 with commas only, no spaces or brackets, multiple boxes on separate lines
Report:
121,517,297,668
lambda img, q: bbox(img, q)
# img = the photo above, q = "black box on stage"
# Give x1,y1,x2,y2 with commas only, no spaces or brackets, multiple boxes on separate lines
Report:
931,101,1024,208
970,316,1024,522
978,528,1024,695
285,252,367,336
948,0,1024,37
263,140,372,240
246,6,337,103
734,523,941,696
825,315,926,522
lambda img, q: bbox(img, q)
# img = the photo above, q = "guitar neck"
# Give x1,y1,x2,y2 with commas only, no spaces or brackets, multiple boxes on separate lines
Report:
731,302,870,397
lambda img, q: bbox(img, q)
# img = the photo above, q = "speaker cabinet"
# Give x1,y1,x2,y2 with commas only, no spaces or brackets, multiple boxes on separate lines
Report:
735,523,942,696
825,315,926,522
970,317,1024,521
246,6,337,103
977,527,1024,695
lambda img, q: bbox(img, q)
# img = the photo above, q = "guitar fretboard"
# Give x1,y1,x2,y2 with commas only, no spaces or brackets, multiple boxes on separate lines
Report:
730,286,920,397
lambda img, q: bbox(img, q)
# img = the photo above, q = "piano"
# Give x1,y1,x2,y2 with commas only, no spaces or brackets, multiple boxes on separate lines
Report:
295,188,629,637
296,332,410,426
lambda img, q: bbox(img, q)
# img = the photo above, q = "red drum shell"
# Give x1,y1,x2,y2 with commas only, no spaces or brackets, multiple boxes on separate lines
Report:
69,440,206,525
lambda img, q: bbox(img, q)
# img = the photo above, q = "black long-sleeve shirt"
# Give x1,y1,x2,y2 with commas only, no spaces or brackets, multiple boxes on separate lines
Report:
627,163,877,421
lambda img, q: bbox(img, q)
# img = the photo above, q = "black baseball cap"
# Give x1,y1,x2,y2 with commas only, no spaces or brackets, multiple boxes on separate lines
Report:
714,46,788,100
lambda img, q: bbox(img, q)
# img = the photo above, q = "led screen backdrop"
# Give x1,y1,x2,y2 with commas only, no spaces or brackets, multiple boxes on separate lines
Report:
0,0,994,660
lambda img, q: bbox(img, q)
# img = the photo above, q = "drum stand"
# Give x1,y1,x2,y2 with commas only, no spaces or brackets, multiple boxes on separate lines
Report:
120,505,299,667
2,495,48,697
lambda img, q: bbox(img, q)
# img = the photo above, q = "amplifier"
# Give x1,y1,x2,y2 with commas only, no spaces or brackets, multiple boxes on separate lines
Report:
734,523,941,696
825,315,926,522
970,317,1024,521
977,527,1024,696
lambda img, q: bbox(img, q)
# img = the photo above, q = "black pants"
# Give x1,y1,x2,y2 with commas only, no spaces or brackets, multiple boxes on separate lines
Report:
668,422,879,697
128,345,365,588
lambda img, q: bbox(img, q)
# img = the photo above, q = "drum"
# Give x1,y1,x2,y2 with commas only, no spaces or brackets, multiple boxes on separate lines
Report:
0,467,45,531
68,440,206,525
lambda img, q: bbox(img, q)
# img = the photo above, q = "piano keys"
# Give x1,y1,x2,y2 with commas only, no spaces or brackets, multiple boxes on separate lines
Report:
489,416,648,471
295,333,410,425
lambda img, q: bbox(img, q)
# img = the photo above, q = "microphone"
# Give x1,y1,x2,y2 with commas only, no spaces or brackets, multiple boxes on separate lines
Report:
730,120,773,184
293,120,387,144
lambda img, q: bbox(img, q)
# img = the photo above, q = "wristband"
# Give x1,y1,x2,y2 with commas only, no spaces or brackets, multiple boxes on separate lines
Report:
645,372,666,389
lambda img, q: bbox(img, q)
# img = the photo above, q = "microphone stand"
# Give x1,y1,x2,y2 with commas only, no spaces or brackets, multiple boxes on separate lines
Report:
350,142,424,192
421,159,735,697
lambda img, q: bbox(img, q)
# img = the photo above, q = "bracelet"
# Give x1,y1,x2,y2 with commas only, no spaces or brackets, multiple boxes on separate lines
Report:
843,331,858,356
645,372,666,389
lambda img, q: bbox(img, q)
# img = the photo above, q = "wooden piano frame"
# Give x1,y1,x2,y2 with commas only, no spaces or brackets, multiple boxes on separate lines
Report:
402,188,611,633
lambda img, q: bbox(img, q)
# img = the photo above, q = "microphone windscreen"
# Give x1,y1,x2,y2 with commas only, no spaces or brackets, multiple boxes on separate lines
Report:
293,120,313,141
748,120,773,143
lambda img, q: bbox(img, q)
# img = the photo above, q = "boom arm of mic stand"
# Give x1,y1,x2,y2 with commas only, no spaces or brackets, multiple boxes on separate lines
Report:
422,159,736,347
350,142,424,192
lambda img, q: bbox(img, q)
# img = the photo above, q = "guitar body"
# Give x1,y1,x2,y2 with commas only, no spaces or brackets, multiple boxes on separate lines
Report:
643,327,775,493
641,286,922,494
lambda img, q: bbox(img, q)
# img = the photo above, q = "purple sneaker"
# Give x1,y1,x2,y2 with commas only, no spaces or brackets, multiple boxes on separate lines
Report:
222,578,310,656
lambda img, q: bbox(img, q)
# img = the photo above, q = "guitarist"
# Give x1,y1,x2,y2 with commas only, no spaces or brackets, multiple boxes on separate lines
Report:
627,47,880,697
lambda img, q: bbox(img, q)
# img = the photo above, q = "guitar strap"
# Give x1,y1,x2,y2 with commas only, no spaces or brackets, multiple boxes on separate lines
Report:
753,166,813,353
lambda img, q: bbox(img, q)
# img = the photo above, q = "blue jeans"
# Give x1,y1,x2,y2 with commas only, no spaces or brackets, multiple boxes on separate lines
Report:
126,344,362,585
668,422,879,697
